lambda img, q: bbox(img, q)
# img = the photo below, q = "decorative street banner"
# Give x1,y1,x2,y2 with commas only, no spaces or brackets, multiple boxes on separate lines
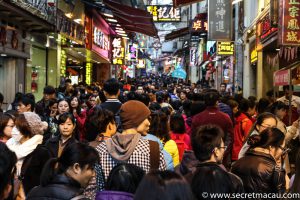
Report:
208,0,232,41
217,42,234,55
279,0,300,45
147,5,181,22
112,38,125,65
273,69,290,86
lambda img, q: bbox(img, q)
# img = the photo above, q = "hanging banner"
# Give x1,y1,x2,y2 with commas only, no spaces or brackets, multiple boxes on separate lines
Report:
112,38,125,65
217,42,234,55
278,0,300,46
147,5,181,22
172,67,187,79
190,47,197,66
208,0,232,41
273,69,290,86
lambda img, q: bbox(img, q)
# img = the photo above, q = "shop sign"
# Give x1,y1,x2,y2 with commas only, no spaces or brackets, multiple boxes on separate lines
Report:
147,5,181,22
256,13,278,44
86,63,92,85
217,42,234,55
137,59,145,68
279,0,300,45
250,49,258,63
192,19,208,32
93,27,109,50
274,69,290,86
57,11,84,44
112,38,125,65
129,44,138,60
208,0,232,41
190,47,197,66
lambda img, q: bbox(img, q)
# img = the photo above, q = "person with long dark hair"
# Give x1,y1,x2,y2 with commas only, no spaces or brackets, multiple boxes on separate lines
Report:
0,113,15,143
70,96,87,141
238,112,277,158
149,110,179,166
96,164,145,200
134,170,194,200
27,143,99,200
232,128,287,194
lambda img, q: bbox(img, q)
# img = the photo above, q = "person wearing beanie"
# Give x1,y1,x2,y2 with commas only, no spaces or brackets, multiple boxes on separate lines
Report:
7,112,50,198
85,100,166,200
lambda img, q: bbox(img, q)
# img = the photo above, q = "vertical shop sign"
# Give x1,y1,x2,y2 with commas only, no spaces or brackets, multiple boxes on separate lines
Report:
190,47,197,66
112,38,125,65
279,0,300,45
86,63,92,85
208,0,232,41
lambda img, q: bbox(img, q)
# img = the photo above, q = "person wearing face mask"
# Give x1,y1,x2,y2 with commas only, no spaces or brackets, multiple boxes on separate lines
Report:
27,143,98,200
46,113,77,158
231,128,287,194
185,125,243,195
87,100,166,198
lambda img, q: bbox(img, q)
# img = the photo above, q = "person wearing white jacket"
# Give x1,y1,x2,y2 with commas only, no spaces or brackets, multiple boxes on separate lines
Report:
6,112,48,199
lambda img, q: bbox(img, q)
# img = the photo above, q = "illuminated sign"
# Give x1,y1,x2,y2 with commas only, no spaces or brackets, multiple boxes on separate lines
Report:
147,5,181,22
192,20,208,31
129,43,138,60
93,27,109,50
112,38,125,65
137,59,145,68
279,0,300,45
86,63,92,85
256,13,278,44
60,49,67,77
250,49,258,63
217,42,234,55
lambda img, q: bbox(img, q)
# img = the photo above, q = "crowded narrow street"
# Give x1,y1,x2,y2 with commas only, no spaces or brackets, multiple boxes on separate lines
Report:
1,0,300,199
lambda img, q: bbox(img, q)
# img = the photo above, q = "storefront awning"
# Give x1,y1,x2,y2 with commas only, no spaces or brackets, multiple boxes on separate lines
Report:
165,27,189,41
102,0,158,37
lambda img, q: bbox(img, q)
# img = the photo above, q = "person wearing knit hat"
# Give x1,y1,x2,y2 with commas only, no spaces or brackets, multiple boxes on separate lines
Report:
120,100,151,134
85,100,166,199
7,112,50,197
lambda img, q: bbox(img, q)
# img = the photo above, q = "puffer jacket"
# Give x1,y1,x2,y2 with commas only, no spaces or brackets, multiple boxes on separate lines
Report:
232,149,286,194
96,191,133,200
27,175,89,200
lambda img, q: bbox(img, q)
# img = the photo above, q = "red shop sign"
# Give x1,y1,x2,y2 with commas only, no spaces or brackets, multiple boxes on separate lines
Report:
279,0,300,45
273,69,290,86
256,13,278,44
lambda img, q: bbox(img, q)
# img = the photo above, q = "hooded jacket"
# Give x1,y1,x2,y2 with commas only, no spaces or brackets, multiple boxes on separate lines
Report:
85,133,166,199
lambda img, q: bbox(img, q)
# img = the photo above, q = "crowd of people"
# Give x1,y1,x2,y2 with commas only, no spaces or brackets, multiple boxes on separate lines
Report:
0,75,300,200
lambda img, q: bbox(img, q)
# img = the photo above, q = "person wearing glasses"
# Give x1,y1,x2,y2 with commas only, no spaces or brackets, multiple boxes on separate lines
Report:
232,127,287,194
238,112,277,159
185,124,243,199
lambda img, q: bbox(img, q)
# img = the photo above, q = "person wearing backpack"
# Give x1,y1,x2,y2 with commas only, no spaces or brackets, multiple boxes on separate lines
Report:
227,99,253,161
170,113,192,161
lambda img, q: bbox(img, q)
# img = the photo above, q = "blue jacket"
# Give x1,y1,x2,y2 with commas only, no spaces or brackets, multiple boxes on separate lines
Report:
143,134,174,170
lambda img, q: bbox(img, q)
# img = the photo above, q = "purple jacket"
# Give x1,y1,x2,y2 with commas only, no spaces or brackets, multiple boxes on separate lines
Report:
96,191,134,200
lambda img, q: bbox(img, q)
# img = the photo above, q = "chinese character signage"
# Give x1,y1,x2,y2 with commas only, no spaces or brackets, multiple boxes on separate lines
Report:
112,38,125,65
279,0,300,45
256,13,278,45
93,27,109,51
250,49,258,63
274,69,290,86
217,42,234,55
208,0,232,41
192,13,208,32
147,5,181,22
190,47,197,66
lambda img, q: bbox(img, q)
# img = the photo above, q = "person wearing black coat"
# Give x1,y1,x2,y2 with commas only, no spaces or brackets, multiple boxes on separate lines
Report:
231,128,287,195
27,143,99,200
45,113,77,158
